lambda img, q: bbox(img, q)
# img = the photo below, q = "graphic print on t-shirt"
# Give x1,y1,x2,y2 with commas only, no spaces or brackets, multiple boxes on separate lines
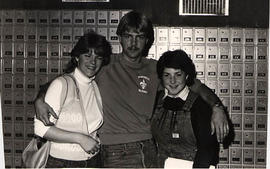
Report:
138,75,150,94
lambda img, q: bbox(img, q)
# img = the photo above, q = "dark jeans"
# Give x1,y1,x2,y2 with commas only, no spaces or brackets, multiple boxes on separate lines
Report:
101,138,158,168
45,153,101,168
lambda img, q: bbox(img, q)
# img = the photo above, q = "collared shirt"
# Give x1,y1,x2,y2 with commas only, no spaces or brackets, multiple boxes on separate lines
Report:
163,86,190,101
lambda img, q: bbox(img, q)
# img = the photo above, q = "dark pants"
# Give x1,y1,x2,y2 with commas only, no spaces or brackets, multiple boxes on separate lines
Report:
45,153,101,168
101,139,158,168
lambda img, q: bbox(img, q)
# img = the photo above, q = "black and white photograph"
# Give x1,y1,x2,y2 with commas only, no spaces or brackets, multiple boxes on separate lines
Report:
0,0,269,168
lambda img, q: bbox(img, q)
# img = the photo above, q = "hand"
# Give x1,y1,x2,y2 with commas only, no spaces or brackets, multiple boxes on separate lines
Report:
34,97,58,126
211,105,229,143
78,134,100,154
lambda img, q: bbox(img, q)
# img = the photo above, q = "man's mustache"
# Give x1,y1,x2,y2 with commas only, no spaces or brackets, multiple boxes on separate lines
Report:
128,46,139,50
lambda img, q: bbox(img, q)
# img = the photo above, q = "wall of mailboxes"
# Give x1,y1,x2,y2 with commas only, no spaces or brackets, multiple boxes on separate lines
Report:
0,10,268,168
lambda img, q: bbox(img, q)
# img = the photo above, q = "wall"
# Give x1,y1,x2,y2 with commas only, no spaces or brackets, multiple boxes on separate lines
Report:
0,9,268,168
0,0,269,168
0,0,269,27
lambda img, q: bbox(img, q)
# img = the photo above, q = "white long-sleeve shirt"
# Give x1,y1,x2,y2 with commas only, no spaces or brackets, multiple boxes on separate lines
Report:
34,68,103,160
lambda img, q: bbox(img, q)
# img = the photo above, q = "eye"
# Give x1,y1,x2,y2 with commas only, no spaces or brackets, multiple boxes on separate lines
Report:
137,35,146,40
96,56,103,61
83,54,91,58
122,34,132,39
162,73,169,77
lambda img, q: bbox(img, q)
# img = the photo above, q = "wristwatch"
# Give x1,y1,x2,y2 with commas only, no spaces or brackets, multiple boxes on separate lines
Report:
213,102,223,109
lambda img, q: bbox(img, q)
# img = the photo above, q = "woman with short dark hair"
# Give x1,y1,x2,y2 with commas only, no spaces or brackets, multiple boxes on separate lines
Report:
34,32,112,168
152,49,220,168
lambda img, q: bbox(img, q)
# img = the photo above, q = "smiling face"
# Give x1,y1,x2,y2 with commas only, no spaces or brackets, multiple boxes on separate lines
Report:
119,29,148,63
162,67,187,96
77,48,103,78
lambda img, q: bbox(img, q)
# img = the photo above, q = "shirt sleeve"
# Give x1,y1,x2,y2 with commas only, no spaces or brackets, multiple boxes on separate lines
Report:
192,98,219,168
157,82,164,91
189,79,202,93
34,78,63,137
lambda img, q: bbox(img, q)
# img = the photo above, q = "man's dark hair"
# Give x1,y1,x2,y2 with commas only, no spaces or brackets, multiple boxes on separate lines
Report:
65,31,112,73
156,49,197,86
117,11,154,57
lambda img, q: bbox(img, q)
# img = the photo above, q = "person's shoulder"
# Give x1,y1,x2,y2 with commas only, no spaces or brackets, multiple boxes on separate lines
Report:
193,95,204,105
142,57,157,71
45,76,67,98
109,53,121,63
142,57,157,64
49,75,68,88
96,54,119,78
191,93,212,114
156,90,165,104
189,79,202,92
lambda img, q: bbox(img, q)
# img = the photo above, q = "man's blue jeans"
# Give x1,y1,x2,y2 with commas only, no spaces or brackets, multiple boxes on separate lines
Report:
101,138,158,168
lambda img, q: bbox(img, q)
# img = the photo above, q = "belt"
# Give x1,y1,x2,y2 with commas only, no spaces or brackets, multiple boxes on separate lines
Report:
102,138,154,149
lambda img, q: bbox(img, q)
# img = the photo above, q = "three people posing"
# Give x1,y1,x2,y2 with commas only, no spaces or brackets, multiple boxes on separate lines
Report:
34,11,229,168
